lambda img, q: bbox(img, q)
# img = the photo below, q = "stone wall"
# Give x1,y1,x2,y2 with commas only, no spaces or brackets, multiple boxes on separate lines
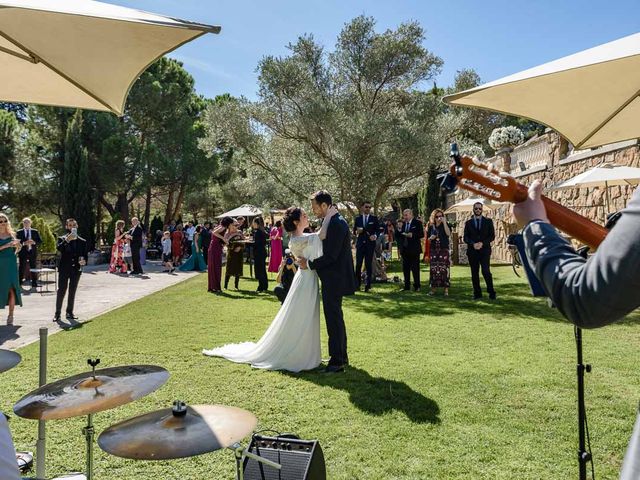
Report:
447,132,640,263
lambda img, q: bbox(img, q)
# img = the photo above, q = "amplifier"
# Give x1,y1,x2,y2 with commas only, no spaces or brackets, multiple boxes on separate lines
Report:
243,434,326,480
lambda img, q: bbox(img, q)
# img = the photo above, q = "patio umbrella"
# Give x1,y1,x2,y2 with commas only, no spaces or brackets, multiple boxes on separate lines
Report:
444,197,503,214
216,205,263,219
444,31,640,149
0,0,220,115
551,164,640,213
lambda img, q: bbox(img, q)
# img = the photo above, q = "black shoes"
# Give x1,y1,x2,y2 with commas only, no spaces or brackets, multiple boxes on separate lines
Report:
324,364,345,373
66,313,78,320
53,315,61,322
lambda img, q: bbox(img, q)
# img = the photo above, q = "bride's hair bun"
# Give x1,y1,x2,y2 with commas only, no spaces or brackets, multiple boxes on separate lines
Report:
283,207,302,233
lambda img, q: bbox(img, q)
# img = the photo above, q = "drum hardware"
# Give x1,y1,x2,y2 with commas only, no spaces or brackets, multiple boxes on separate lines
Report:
13,359,169,480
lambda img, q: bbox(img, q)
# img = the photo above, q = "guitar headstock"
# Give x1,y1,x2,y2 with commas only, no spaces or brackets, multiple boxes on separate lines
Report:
448,154,528,204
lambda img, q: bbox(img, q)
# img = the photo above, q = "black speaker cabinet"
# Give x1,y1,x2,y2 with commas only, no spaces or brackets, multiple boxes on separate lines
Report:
243,434,326,480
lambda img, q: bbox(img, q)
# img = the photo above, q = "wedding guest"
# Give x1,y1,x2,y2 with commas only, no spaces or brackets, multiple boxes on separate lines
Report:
395,219,405,258
169,220,177,233
185,222,196,256
398,209,424,291
427,208,451,296
16,217,42,288
125,217,144,275
161,231,175,273
54,218,87,322
385,220,395,259
171,224,184,266
179,225,207,271
274,253,297,303
422,221,431,264
0,214,22,326
140,230,148,266
353,201,380,292
201,221,212,266
463,202,496,300
268,220,283,273
123,240,132,271
252,218,269,292
224,223,245,290
208,217,234,293
108,220,127,274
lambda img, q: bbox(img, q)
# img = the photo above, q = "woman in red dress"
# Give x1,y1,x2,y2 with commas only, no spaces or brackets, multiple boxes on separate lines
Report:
108,220,128,273
171,224,184,266
208,217,234,293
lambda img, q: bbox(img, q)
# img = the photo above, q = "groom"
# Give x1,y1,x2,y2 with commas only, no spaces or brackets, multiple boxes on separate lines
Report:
299,190,356,373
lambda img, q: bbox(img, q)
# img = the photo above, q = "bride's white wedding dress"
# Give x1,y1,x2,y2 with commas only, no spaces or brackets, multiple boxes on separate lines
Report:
202,233,322,372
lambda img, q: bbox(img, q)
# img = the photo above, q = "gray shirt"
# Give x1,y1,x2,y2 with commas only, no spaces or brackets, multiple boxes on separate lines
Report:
523,186,640,328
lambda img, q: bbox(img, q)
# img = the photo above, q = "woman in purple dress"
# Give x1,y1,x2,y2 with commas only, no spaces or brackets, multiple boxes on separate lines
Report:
268,221,283,273
208,217,234,293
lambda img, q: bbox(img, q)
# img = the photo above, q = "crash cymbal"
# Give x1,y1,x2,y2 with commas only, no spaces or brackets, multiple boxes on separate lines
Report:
0,349,21,374
98,402,257,460
13,365,169,420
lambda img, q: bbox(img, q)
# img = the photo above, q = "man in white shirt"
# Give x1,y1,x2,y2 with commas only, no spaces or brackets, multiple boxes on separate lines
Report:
185,222,196,256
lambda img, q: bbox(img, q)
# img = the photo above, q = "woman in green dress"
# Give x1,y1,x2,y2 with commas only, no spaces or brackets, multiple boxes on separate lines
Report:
0,214,22,326
179,225,207,272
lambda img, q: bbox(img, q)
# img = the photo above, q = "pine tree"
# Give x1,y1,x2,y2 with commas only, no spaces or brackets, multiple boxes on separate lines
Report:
63,110,95,250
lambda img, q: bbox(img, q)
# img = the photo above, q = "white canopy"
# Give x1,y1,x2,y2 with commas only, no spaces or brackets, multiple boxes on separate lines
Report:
444,31,640,149
552,164,640,190
444,197,503,214
216,205,263,219
0,0,220,115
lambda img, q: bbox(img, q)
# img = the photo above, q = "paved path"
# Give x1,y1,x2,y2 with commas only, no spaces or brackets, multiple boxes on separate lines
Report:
0,261,199,350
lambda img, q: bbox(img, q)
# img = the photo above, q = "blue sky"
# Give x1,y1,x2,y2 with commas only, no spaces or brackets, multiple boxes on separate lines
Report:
113,0,640,100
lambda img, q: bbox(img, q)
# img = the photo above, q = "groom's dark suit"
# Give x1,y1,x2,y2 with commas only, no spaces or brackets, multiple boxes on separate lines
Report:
309,214,357,367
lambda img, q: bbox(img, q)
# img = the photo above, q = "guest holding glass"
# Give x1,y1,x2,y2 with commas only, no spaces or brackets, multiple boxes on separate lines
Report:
17,217,42,288
268,220,283,273
0,214,22,326
224,222,246,290
427,209,451,296
208,217,234,293
252,218,269,292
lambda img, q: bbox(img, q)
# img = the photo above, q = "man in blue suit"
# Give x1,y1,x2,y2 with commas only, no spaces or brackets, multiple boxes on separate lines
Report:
353,201,380,292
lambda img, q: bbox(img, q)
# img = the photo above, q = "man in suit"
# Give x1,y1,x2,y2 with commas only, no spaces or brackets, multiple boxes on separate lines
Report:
299,190,357,373
126,217,144,275
16,217,42,288
397,209,424,291
463,202,496,300
353,201,380,292
201,221,212,266
55,218,87,322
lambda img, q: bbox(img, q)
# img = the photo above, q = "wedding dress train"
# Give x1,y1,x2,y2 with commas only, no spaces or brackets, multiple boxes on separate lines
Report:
203,233,322,372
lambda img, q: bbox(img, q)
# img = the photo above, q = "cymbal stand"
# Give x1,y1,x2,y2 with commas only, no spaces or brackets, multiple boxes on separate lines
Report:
230,442,281,480
83,358,101,480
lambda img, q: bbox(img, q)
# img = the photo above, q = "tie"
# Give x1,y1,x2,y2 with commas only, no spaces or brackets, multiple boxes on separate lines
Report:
364,215,368,228
27,229,31,251
405,222,410,233
476,218,480,230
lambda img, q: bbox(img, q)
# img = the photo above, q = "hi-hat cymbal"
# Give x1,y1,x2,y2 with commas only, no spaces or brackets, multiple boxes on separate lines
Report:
13,365,169,420
0,349,21,374
98,402,258,460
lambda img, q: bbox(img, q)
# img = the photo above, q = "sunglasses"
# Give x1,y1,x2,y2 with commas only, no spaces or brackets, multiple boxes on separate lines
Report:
0,220,7,224
473,208,483,211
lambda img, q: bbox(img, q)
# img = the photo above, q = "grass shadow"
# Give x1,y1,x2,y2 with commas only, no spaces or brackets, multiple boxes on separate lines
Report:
283,365,440,424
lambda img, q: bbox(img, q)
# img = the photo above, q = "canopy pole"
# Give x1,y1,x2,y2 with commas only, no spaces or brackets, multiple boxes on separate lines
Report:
0,44,38,63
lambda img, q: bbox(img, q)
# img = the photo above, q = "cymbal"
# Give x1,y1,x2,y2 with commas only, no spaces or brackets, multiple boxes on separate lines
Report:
13,365,169,420
98,403,258,460
0,349,21,374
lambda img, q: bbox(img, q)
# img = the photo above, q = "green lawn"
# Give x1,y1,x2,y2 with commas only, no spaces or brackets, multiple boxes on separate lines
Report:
1,262,639,479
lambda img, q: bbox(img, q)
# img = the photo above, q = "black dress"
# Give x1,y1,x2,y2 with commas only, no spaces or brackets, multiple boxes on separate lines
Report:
253,229,269,291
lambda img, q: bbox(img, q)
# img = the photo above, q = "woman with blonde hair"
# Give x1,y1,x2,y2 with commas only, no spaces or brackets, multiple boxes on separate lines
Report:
0,214,22,325
108,219,127,274
427,208,451,296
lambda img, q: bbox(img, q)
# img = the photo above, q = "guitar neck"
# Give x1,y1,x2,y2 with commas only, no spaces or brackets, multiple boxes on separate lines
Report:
541,196,607,249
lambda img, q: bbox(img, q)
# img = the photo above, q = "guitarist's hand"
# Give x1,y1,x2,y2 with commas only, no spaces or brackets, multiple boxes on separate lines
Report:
513,180,549,227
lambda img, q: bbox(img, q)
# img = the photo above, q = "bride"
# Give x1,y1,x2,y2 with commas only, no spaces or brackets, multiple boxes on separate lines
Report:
202,205,338,372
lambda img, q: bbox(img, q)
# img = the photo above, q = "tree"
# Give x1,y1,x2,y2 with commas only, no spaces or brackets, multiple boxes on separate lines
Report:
63,110,95,249
203,16,447,213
